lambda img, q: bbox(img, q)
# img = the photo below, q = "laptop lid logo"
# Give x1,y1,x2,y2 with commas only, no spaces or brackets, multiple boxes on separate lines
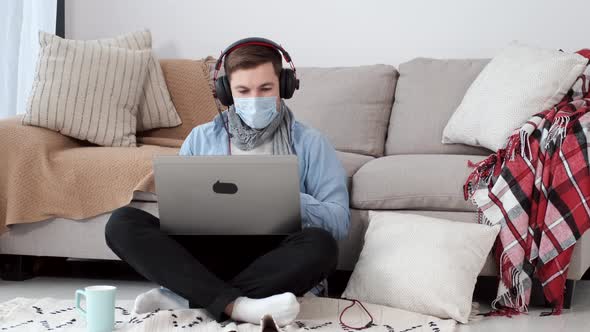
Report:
212,180,238,194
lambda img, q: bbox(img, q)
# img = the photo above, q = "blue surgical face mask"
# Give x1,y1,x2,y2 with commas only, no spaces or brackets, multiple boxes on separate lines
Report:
234,96,278,129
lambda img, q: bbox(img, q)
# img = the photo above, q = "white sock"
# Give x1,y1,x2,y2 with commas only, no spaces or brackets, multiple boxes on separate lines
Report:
230,292,300,327
133,287,189,314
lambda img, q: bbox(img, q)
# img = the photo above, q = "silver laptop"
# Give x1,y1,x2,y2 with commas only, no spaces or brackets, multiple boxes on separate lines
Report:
153,155,301,235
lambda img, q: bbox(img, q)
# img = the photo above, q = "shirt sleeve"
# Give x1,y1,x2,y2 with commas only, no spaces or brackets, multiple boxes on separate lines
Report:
179,128,197,156
300,133,351,240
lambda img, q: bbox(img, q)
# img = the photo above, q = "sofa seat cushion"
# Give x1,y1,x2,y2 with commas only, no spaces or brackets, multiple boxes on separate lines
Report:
336,151,374,191
286,65,399,157
351,154,487,211
132,191,158,202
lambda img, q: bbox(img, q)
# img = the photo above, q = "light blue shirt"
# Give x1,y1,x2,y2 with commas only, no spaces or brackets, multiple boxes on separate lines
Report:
178,111,351,240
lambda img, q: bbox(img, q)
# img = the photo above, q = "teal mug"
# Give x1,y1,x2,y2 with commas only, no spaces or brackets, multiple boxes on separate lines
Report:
75,285,117,332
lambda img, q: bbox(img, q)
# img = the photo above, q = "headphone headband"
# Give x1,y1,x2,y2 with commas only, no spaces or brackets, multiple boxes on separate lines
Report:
215,37,292,70
213,37,296,81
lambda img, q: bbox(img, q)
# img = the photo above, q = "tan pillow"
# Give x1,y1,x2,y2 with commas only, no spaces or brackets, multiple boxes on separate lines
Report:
23,32,150,147
96,30,182,132
137,59,220,147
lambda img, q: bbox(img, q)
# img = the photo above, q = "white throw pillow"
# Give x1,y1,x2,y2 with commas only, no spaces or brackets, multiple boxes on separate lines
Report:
442,42,588,151
342,211,500,323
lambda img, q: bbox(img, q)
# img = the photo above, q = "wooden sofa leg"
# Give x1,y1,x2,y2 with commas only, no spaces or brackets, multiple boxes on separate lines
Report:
0,254,35,281
563,280,576,309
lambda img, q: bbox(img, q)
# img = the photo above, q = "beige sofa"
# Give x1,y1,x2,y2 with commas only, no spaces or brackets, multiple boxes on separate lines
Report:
1,58,588,306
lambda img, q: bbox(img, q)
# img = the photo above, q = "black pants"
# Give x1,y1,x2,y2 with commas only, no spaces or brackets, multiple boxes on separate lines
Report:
104,206,338,321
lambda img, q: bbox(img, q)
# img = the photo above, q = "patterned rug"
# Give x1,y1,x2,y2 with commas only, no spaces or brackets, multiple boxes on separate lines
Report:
0,296,457,331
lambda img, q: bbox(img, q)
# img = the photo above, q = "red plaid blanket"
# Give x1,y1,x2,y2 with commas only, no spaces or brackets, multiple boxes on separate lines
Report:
464,54,590,315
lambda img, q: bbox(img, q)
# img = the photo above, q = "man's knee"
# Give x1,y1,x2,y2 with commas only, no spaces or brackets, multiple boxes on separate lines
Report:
300,227,339,268
105,206,157,245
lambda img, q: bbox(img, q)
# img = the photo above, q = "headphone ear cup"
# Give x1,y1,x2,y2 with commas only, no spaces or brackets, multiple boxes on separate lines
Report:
280,69,297,99
222,76,234,106
215,75,233,106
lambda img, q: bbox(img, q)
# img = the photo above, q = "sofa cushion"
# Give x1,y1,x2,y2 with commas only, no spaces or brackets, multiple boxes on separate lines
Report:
385,58,493,155
351,154,487,211
132,191,158,202
286,65,399,157
336,151,374,191
337,209,368,271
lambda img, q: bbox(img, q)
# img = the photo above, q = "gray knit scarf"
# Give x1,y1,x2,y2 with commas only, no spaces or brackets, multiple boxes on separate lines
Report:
227,99,294,154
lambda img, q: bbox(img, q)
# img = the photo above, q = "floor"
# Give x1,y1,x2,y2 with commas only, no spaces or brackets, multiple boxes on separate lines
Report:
457,280,590,331
1,277,589,331
0,277,157,302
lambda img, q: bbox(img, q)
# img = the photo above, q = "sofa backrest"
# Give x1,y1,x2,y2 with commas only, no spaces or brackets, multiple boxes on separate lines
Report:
285,65,399,157
385,58,493,156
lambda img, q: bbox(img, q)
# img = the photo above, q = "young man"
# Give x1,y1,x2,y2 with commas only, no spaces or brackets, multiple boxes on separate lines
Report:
104,38,350,326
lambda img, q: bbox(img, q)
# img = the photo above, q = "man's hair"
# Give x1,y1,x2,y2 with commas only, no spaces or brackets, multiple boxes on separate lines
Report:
224,45,282,81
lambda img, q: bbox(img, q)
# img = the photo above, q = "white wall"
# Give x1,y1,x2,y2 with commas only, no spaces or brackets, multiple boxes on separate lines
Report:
66,0,589,67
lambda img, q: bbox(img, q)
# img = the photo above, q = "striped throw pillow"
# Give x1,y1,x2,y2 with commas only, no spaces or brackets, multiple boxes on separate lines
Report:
23,32,151,147
97,30,182,132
